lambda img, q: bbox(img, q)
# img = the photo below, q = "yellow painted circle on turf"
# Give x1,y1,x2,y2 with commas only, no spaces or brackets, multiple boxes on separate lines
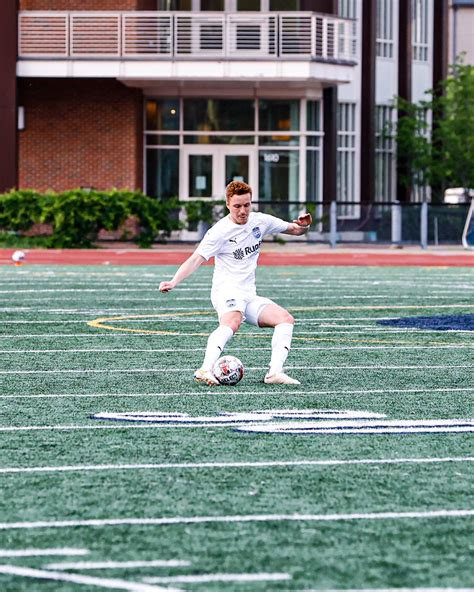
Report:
87,312,212,336
85,306,472,346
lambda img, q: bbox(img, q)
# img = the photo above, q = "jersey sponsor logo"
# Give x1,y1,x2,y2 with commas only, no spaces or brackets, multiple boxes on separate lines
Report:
252,226,262,239
245,240,262,256
91,409,474,435
233,241,262,259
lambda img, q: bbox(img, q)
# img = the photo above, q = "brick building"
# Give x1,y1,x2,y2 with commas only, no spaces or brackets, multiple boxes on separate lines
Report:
1,1,450,217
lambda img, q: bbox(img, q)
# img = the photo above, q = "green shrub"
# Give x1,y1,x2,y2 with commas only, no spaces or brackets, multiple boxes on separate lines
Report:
0,189,181,248
183,199,225,231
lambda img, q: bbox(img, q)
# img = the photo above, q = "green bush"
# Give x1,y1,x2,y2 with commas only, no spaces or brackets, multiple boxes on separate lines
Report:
0,189,181,248
183,199,225,231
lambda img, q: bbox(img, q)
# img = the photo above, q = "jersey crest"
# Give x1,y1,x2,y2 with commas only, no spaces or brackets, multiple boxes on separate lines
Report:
252,226,262,239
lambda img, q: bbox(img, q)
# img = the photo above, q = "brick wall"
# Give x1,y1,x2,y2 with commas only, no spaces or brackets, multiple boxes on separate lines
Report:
20,1,156,10
18,79,143,192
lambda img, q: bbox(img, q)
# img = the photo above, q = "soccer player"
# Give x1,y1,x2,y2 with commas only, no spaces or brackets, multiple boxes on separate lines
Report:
159,180,312,385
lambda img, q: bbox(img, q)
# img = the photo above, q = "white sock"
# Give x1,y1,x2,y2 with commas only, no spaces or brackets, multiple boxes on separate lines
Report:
202,325,234,371
268,322,294,376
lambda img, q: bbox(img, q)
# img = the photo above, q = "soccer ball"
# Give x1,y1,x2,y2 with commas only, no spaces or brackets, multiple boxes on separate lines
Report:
213,355,244,386
12,250,26,265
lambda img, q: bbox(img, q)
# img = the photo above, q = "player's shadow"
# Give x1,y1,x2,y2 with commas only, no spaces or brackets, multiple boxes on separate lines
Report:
377,314,474,331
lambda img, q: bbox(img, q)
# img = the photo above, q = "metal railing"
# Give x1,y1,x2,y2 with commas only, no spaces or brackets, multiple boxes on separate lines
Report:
255,201,472,248
18,11,356,61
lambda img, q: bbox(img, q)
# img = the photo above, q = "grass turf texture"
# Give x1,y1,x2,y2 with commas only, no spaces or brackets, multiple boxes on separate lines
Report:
0,264,472,592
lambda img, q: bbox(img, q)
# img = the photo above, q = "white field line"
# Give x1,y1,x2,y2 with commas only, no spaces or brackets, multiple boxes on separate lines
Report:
1,345,474,355
1,386,473,400
0,314,464,321
2,328,474,339
0,288,174,293
0,565,180,592
1,320,108,324
1,289,473,301
0,286,473,304
2,277,472,286
0,456,472,476
0,319,403,324
0,509,473,531
302,589,474,592
0,424,284,432
0,334,160,338
172,296,474,302
2,295,468,303
0,307,212,312
143,573,291,584
0,548,89,557
2,329,473,339
1,364,472,375
45,560,190,570
3,419,474,433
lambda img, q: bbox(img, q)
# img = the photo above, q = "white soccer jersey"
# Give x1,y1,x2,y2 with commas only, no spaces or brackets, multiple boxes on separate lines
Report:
196,211,289,297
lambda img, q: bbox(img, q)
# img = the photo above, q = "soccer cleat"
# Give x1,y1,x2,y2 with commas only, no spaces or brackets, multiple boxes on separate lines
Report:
194,368,220,386
264,372,301,385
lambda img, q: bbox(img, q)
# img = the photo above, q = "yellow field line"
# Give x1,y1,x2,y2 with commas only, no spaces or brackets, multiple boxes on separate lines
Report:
87,309,473,346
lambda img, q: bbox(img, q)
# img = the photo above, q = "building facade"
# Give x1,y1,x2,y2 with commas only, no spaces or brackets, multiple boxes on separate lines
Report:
0,1,450,223
450,0,474,64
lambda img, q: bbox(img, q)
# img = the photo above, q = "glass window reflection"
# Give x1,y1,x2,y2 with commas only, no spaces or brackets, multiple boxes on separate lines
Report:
146,149,179,199
259,99,300,132
184,99,254,131
259,150,299,202
146,100,179,131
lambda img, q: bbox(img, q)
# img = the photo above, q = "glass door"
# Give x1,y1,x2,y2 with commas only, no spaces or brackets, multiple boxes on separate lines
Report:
181,146,255,200
221,146,255,196
181,147,218,200
188,153,213,198
224,153,249,186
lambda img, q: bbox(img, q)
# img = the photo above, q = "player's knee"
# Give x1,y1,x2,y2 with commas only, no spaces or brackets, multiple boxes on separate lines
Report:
229,320,241,333
281,311,295,325
221,317,241,333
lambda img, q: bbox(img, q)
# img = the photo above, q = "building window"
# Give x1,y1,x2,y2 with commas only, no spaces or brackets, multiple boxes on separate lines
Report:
375,106,395,202
146,149,179,199
144,97,322,204
376,0,394,58
338,0,357,56
183,99,254,132
413,0,429,62
338,0,356,19
306,100,322,204
337,103,357,216
269,0,300,10
157,0,192,9
258,150,300,220
146,99,179,131
237,0,261,9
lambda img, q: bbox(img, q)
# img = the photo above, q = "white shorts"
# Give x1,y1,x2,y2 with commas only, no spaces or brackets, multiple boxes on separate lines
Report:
211,292,275,326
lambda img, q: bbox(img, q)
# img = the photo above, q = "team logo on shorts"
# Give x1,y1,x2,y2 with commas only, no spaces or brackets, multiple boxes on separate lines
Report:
252,226,261,239
233,248,244,260
225,299,236,308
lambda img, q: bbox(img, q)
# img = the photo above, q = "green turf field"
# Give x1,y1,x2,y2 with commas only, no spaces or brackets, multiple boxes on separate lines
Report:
0,264,473,592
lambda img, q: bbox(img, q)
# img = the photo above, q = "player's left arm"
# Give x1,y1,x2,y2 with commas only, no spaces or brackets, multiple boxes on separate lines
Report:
282,212,312,236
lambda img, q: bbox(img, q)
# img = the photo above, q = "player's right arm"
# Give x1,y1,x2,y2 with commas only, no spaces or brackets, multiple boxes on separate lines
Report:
159,250,206,293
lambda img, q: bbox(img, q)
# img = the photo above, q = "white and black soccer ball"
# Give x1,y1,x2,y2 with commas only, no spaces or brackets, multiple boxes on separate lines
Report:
12,250,26,264
213,355,244,386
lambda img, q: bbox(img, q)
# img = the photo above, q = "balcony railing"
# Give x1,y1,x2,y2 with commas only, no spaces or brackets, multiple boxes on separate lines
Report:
18,11,356,62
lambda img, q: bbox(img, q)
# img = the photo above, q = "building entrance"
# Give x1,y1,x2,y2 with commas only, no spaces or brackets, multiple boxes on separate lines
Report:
181,145,256,200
